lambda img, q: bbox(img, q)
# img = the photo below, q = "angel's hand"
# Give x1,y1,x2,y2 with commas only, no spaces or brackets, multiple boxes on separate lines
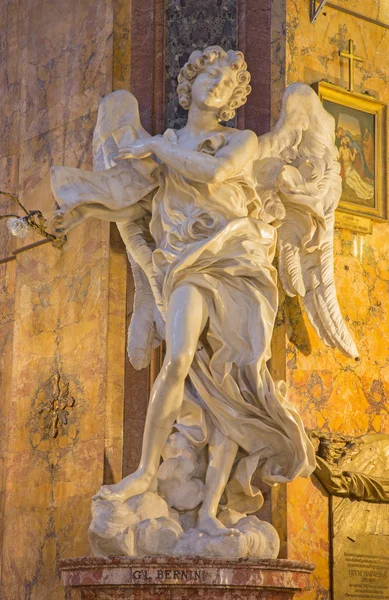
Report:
115,138,154,160
260,188,286,222
48,208,87,236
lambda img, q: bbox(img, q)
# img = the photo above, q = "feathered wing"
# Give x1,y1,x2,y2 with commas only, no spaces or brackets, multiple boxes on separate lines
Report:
93,91,163,370
92,89,152,171
253,83,358,359
94,90,165,369
92,90,164,370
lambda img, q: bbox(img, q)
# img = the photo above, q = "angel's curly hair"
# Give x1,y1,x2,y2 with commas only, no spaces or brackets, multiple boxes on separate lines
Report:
177,46,252,122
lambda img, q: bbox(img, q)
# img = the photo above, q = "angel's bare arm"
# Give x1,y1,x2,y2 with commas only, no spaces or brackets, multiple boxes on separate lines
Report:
118,131,258,184
153,130,257,183
51,201,149,236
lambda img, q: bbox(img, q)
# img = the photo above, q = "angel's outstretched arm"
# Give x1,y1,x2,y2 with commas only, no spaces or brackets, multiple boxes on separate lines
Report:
51,201,149,236
116,130,258,183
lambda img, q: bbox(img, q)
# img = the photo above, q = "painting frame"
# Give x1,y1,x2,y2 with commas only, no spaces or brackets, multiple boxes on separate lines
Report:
313,81,387,222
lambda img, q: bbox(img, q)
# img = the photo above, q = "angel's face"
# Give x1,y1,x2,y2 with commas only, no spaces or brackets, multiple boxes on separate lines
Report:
191,60,238,111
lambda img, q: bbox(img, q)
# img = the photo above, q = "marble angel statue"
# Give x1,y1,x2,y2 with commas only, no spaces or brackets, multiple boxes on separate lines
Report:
51,46,358,546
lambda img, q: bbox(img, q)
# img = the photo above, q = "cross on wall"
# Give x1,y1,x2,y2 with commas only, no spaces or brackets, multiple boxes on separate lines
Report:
339,39,363,92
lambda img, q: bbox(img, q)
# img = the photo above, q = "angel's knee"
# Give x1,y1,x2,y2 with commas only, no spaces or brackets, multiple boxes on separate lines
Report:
164,349,195,381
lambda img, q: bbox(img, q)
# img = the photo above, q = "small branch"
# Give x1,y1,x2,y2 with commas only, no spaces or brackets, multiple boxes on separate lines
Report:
0,190,29,215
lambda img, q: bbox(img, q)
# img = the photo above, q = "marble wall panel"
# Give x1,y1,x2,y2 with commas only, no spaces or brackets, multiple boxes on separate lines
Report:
270,0,287,125
0,0,22,161
327,0,389,23
119,0,166,477
0,218,112,600
113,0,132,92
237,0,273,135
19,0,113,144
0,257,16,583
284,1,389,598
0,0,124,598
103,224,127,485
0,0,22,581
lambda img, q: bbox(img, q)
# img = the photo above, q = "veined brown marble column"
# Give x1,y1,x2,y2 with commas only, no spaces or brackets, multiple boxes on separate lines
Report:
237,0,289,559
121,0,166,477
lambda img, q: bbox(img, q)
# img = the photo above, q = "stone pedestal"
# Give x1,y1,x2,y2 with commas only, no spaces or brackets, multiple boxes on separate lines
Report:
59,556,315,599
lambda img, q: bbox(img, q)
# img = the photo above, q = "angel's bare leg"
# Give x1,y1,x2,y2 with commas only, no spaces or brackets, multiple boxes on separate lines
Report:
197,429,240,536
94,283,208,502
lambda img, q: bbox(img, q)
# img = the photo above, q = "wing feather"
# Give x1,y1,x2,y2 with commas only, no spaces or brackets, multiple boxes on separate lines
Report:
93,90,149,171
92,91,164,368
256,83,358,359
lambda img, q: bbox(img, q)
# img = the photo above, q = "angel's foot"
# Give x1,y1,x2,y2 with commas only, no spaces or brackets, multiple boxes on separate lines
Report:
93,469,155,503
197,513,241,537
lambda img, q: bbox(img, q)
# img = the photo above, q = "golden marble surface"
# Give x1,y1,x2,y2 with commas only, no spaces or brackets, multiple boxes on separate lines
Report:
0,0,21,586
1,0,388,598
328,0,389,23
0,1,129,598
285,1,389,598
113,0,131,91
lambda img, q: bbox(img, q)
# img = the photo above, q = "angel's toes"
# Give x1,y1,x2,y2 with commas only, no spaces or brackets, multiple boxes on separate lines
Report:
230,528,242,537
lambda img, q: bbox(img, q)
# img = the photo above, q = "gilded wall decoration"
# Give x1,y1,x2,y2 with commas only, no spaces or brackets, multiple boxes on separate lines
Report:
314,82,387,221
36,372,75,439
309,430,389,502
0,191,66,249
309,430,389,599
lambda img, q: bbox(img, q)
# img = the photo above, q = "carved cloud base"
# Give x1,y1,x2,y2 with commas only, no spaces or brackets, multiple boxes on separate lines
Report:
59,556,315,599
89,492,280,559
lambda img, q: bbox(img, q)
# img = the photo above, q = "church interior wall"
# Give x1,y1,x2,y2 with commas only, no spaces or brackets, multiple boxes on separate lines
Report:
284,2,389,599
0,1,125,598
0,0,388,598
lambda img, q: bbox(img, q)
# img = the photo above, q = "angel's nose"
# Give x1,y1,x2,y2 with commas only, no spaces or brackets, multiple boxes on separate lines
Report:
210,82,222,95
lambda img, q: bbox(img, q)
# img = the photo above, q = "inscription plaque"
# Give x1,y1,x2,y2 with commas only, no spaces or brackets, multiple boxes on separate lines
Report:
131,568,205,582
335,211,373,234
333,532,389,599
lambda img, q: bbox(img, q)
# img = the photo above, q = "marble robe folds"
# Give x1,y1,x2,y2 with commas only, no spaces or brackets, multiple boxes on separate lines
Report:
51,131,316,514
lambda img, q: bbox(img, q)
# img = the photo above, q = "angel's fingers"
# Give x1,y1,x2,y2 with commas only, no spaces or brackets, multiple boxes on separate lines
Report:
49,211,66,232
114,152,134,161
116,146,134,154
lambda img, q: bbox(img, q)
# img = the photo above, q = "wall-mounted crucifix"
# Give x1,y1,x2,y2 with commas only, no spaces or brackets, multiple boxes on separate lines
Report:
339,39,363,92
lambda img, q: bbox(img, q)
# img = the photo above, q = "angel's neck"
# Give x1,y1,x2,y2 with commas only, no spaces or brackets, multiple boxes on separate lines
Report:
185,105,221,136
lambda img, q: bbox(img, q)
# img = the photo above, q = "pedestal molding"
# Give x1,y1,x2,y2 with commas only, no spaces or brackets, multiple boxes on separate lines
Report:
59,556,315,593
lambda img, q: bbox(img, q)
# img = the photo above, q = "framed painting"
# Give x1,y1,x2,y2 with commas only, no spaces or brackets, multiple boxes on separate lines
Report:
313,81,387,221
